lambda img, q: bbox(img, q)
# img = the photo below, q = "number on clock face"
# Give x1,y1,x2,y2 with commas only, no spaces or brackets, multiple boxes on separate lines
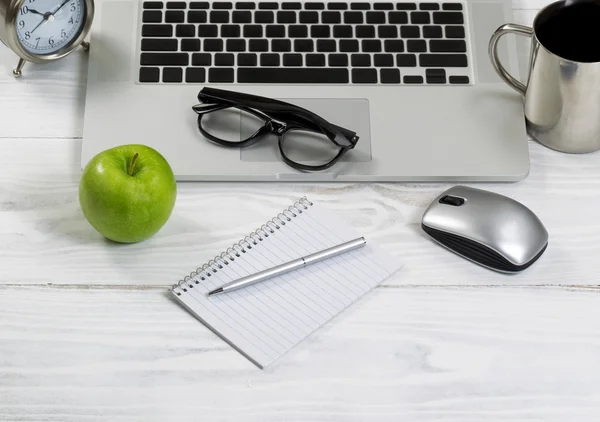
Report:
15,0,85,55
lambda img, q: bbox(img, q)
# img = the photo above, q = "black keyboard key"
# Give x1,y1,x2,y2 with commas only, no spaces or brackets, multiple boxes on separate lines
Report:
401,25,420,38
236,2,256,9
420,53,467,67
423,25,443,38
322,11,341,23
366,11,386,23
141,52,188,65
445,25,465,38
283,53,303,66
204,39,224,51
407,39,426,52
299,11,319,23
443,2,463,10
449,75,469,84
282,2,302,9
411,11,430,23
226,39,246,51
190,2,209,8
306,53,326,66
249,39,268,51
362,40,381,52
426,68,446,83
176,24,195,37
356,25,375,38
433,11,463,24
352,68,377,83
267,25,286,37
166,2,185,9
329,53,348,66
197,24,218,37
294,39,313,52
420,3,439,9
261,53,280,66
327,2,348,9
374,53,394,66
351,54,371,67
396,53,417,66
351,2,371,9
209,68,234,82
380,68,400,83
215,53,235,66
232,11,252,22
317,39,336,52
384,39,404,52
374,2,394,10
143,2,163,9
378,25,398,38
238,53,258,66
255,11,275,23
181,39,200,51
210,11,230,23
333,25,353,38
188,10,207,22
289,25,308,37
389,11,408,23
305,2,324,10
396,3,417,10
238,68,348,83
142,38,177,51
311,25,331,38
165,10,184,22
142,24,173,37
258,2,278,9
186,67,206,82
213,2,232,9
339,39,359,52
277,11,296,23
221,24,240,37
404,75,423,83
430,39,466,52
272,39,291,51
244,25,263,37
143,10,162,23
139,67,159,82
344,11,364,23
192,53,211,65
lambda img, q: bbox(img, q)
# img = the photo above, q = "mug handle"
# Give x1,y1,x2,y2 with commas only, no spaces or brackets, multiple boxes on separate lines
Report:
488,23,533,95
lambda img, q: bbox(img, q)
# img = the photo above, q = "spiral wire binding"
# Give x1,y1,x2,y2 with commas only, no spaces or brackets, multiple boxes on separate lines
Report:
172,197,314,296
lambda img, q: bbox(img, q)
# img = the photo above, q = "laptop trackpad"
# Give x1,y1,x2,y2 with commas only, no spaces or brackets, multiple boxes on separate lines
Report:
240,98,372,163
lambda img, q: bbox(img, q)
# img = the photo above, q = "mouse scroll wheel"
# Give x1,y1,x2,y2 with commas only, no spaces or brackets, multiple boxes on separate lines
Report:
439,195,465,206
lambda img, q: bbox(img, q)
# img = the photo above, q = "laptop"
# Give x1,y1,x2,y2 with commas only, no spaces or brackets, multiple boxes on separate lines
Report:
82,0,529,182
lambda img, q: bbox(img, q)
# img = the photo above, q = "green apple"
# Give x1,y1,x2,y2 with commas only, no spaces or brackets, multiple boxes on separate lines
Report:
79,144,177,243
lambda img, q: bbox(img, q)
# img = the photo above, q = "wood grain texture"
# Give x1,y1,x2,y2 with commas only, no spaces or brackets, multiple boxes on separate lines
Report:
1,285,600,421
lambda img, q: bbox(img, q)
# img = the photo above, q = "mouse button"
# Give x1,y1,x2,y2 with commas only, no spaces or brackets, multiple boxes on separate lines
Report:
439,195,465,206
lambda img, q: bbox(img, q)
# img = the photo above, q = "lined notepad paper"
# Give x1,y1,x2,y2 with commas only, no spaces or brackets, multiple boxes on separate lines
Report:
172,198,402,368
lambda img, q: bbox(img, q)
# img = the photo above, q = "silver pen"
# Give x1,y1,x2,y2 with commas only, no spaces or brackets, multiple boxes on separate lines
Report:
207,237,367,296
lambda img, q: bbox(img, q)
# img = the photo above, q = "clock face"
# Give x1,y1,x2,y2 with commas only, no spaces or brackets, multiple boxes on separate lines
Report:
14,0,86,55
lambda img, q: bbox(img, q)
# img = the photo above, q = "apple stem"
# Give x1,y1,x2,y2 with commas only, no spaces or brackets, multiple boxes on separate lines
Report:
128,153,139,176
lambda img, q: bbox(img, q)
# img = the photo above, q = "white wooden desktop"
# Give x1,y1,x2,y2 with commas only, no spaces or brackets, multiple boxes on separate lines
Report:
2,1,600,420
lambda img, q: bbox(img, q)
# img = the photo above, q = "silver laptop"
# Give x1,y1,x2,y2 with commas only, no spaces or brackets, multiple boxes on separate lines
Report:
82,0,529,182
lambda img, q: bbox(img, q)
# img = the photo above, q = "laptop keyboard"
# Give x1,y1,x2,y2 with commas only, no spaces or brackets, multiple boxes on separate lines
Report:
138,1,472,85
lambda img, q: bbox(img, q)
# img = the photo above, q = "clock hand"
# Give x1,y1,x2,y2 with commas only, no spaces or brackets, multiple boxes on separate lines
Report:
52,0,71,15
27,8,45,16
30,16,47,34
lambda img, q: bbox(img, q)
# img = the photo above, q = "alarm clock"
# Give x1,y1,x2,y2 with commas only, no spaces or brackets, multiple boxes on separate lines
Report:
0,0,94,76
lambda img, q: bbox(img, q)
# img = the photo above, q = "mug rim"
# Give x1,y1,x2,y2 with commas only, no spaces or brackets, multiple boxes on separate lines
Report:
532,0,600,64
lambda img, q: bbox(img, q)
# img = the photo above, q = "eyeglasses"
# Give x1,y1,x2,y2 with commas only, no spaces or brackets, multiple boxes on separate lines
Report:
192,87,360,172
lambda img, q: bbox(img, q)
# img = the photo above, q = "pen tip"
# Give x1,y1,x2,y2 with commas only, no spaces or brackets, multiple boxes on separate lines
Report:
207,287,223,297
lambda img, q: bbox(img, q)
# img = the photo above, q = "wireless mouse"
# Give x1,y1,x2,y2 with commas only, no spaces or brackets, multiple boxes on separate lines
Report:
421,186,548,273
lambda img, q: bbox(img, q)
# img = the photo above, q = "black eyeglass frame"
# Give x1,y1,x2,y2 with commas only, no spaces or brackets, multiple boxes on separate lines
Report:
193,87,360,172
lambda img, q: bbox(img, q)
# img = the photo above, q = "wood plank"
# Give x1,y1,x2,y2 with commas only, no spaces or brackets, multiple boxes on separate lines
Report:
1,285,599,421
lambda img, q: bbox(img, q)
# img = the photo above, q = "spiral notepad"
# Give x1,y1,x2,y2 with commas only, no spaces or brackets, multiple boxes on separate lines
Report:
171,198,402,368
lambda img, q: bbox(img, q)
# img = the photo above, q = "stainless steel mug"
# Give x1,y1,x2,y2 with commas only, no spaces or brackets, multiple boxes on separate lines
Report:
489,0,600,154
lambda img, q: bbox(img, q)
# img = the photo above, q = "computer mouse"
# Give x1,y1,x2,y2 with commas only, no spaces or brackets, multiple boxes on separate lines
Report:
421,186,548,273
